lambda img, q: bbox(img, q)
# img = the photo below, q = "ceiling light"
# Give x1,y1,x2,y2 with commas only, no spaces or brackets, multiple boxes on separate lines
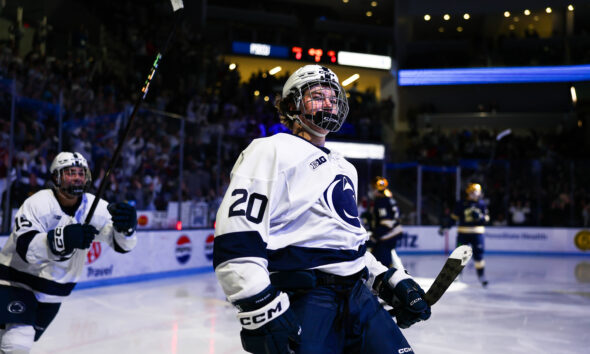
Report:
269,66,282,75
366,11,373,17
443,14,450,21
504,11,510,17
568,5,574,11
463,13,470,20
342,74,360,87
546,7,552,14
371,1,378,7
424,14,431,21
524,9,531,16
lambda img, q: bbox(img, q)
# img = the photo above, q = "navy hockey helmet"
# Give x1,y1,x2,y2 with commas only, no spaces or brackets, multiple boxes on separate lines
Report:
281,65,349,135
50,152,92,197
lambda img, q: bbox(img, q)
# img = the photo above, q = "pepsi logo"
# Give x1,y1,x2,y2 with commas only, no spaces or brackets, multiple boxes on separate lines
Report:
138,214,149,226
176,235,192,264
86,242,102,264
205,234,214,261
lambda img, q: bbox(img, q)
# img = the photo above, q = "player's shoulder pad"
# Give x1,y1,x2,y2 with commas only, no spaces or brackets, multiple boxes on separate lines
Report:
20,189,58,215
236,134,320,179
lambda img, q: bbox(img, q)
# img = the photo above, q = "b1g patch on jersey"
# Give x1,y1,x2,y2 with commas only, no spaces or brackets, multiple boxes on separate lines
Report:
323,174,361,228
309,156,327,170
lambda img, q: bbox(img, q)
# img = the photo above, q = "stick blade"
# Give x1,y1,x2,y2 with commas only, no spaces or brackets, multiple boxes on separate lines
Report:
424,245,472,306
170,0,184,12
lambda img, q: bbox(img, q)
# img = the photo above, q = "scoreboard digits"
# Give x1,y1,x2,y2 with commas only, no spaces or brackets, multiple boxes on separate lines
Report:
291,47,337,64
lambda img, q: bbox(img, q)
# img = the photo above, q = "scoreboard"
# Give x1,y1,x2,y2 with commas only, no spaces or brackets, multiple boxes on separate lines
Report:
231,41,391,70
290,46,337,64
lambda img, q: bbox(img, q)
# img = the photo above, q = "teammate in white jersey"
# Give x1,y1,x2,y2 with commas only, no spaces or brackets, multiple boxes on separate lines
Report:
0,152,138,353
213,65,431,354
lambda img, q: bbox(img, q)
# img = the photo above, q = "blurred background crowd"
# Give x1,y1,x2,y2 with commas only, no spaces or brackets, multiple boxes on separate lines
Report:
1,0,589,231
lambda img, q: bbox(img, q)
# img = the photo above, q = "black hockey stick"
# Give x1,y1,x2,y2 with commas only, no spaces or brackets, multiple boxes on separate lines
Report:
388,245,472,319
423,244,472,306
84,0,184,225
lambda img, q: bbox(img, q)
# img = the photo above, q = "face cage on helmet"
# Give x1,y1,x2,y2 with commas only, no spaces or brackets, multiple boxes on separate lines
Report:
293,80,349,132
55,167,92,197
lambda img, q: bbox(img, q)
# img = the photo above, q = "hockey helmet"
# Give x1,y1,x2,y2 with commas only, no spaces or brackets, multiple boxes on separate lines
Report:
281,65,349,133
466,183,482,200
372,176,389,192
50,152,92,196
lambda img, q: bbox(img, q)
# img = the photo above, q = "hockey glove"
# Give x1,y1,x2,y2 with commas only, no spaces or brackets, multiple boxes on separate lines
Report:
437,227,448,236
107,202,137,236
470,209,483,221
233,285,301,354
374,268,431,329
47,223,98,257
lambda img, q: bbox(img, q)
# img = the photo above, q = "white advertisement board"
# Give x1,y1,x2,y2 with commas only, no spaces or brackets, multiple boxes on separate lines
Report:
0,230,215,289
0,226,588,290
399,226,590,255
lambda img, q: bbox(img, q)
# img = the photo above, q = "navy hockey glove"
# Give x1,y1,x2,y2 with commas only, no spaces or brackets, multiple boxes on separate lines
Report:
47,224,98,256
233,285,301,354
470,209,483,221
374,268,431,329
107,202,137,236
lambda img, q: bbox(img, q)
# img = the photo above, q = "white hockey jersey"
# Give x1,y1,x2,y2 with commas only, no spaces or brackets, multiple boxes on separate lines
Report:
214,133,387,302
0,189,137,303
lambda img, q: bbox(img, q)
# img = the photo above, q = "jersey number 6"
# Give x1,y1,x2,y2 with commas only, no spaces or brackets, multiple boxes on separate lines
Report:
228,189,268,224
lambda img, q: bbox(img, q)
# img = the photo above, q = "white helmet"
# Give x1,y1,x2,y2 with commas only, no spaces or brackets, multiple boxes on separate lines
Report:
50,152,92,196
281,65,349,135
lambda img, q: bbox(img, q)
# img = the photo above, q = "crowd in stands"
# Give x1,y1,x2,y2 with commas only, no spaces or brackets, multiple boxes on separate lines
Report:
1,2,589,230
399,127,590,227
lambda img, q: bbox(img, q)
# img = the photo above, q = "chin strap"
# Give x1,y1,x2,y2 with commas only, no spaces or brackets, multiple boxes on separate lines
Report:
287,113,328,138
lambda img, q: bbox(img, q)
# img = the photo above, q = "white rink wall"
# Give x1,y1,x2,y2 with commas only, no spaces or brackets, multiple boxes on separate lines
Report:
0,227,588,289
400,226,590,256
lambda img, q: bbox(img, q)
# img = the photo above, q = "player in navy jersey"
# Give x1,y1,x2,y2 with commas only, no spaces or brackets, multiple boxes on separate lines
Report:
213,65,431,354
440,183,490,287
367,176,405,268
0,152,138,353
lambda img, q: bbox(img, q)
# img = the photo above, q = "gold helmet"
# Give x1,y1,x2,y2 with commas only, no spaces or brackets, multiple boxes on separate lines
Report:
466,183,482,200
373,176,389,192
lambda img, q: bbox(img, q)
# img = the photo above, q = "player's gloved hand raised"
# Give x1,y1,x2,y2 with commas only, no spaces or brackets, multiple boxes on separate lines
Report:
107,202,137,236
470,210,482,221
47,223,98,257
374,268,431,329
234,285,301,354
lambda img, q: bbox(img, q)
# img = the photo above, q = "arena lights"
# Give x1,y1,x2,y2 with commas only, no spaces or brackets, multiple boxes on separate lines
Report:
338,51,391,70
325,141,385,159
398,64,590,86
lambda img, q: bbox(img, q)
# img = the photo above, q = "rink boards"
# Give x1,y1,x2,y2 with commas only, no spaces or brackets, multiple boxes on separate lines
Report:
0,227,588,289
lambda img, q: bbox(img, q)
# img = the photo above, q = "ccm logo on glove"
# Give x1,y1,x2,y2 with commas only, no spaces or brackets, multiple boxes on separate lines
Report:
236,292,290,330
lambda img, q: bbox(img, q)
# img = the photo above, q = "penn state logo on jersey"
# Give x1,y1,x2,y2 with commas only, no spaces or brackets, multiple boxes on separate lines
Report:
323,174,361,228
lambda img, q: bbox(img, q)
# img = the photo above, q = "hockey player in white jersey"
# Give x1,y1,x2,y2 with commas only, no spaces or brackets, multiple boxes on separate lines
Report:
213,65,431,354
0,152,138,353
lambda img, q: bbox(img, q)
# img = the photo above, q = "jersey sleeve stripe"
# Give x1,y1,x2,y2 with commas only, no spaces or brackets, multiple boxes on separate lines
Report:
15,231,39,263
213,231,268,269
0,264,76,296
267,243,367,272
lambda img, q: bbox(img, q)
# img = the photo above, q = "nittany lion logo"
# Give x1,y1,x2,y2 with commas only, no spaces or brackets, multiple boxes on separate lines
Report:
323,174,361,228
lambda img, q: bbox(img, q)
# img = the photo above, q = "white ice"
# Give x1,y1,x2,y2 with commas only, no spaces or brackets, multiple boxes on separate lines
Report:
31,254,590,354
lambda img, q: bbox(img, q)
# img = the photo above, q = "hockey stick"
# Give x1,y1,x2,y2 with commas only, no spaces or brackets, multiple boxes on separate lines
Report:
423,244,472,306
388,244,472,319
84,0,184,225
